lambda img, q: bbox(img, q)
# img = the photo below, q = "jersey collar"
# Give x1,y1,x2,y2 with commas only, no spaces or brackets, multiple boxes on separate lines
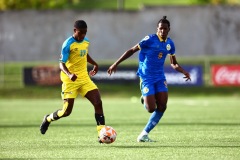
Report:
156,33,167,42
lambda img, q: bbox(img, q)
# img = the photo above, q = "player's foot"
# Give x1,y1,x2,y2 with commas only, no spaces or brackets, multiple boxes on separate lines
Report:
40,115,50,134
98,137,103,144
97,125,105,136
140,95,144,104
97,125,105,144
137,135,155,142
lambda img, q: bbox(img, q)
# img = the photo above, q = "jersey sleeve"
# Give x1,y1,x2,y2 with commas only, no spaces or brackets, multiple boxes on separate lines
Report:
169,40,175,55
59,40,71,63
138,35,151,49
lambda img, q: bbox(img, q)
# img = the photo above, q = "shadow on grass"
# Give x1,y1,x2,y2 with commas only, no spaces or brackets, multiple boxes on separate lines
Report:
113,145,240,149
0,122,239,128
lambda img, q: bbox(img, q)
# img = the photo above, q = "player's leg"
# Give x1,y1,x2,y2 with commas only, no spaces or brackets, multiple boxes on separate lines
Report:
144,91,168,134
142,95,157,113
139,92,167,137
47,98,75,121
85,89,105,135
155,91,168,113
140,81,156,112
40,81,78,135
137,82,157,142
40,98,75,134
137,95,157,142
155,80,168,113
137,80,168,142
80,80,105,142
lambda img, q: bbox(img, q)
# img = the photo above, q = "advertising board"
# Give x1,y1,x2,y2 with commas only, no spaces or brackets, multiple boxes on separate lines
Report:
24,65,203,86
211,65,240,86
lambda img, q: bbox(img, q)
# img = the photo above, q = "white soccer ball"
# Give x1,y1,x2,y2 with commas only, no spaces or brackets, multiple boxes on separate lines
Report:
99,126,117,144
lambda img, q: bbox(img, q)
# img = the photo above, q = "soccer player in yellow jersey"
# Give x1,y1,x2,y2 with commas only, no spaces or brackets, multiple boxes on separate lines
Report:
40,20,105,143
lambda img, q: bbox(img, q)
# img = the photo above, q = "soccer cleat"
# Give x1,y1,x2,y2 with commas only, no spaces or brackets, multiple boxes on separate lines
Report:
97,125,105,144
97,125,105,136
40,115,50,134
98,137,103,144
137,135,156,142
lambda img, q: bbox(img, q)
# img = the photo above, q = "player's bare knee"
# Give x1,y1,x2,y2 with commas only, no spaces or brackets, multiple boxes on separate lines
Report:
145,105,155,113
148,108,155,113
158,105,167,112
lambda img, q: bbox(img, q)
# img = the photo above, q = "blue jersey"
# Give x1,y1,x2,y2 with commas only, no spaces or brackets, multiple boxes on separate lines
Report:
137,33,175,84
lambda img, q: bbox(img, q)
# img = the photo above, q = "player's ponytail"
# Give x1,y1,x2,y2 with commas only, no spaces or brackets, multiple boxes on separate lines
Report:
158,16,170,27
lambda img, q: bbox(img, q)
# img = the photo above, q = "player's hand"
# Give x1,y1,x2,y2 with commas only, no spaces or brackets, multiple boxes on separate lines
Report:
89,70,96,76
107,64,117,76
89,65,98,76
183,72,191,81
69,73,77,81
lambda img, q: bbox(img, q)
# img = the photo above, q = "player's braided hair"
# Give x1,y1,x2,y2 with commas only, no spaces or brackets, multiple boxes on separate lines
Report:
158,16,170,27
74,20,87,29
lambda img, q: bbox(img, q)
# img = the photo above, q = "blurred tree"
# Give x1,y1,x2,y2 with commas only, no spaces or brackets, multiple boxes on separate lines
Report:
0,0,239,10
211,0,227,4
199,0,240,5
0,0,117,10
0,0,69,10
117,0,124,10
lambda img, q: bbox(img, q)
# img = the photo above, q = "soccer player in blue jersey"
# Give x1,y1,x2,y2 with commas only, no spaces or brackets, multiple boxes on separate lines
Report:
107,16,191,142
40,20,105,143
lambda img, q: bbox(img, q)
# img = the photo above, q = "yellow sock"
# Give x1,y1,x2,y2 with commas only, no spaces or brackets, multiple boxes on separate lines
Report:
46,113,54,122
97,125,105,136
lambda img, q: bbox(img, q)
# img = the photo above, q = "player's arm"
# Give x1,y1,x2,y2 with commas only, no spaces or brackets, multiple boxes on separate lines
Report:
59,41,77,81
169,55,191,81
107,44,140,75
87,54,98,76
59,62,77,81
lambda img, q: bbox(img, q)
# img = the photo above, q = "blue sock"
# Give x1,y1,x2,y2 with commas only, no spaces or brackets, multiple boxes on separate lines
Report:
144,109,164,133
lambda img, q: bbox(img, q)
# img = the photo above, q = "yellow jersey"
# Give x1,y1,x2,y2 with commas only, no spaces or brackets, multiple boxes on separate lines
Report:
59,36,90,83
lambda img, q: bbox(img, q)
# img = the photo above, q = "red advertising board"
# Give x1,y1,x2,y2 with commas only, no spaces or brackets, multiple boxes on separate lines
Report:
211,65,240,86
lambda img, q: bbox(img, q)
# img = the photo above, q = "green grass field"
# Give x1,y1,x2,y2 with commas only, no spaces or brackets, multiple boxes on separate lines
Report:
0,96,239,159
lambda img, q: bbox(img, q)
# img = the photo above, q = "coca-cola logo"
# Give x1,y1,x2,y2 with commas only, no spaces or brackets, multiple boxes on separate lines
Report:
213,66,240,85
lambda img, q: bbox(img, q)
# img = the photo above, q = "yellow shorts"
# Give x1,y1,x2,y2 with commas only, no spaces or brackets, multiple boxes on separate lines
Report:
61,79,98,99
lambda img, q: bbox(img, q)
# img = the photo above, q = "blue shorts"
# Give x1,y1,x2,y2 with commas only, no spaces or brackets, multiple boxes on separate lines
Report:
140,79,168,96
